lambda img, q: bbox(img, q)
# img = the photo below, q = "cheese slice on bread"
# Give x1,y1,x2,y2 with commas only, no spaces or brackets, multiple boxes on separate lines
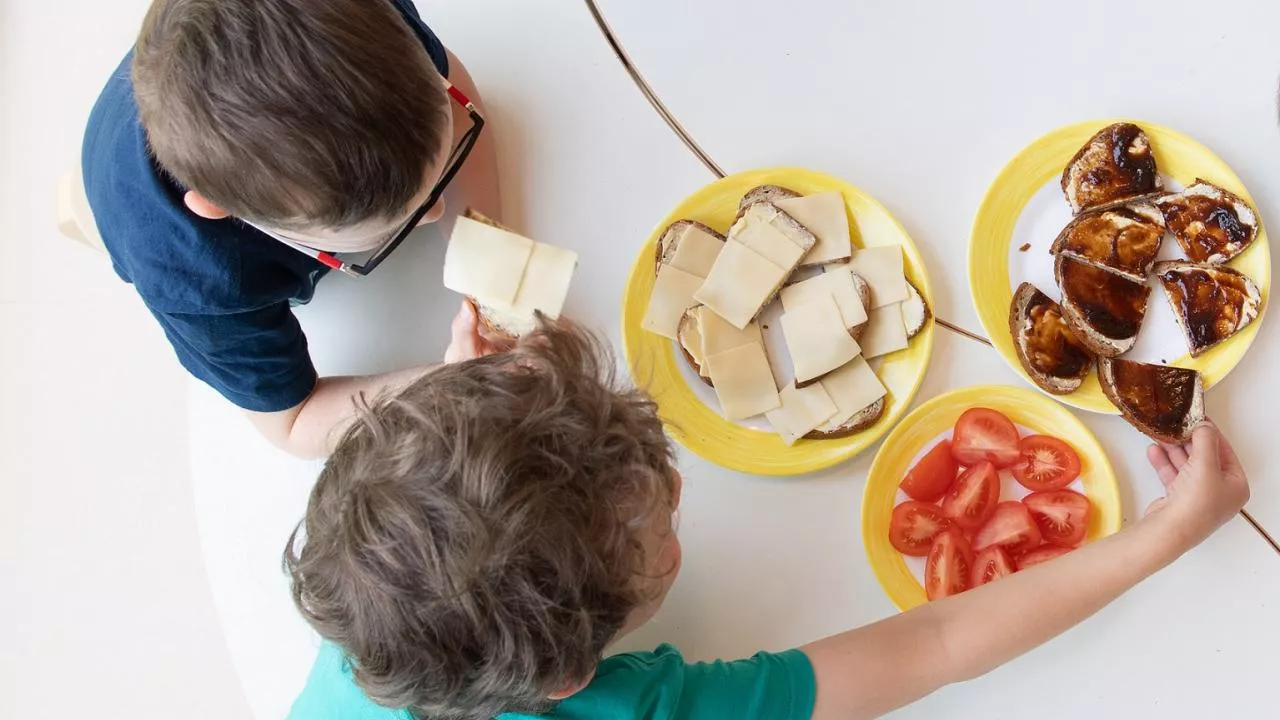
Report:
766,382,840,445
676,306,763,385
807,356,887,439
845,245,908,308
780,294,862,386
1098,358,1203,444
1153,261,1261,358
780,269,869,337
704,342,780,421
774,191,854,265
654,220,726,275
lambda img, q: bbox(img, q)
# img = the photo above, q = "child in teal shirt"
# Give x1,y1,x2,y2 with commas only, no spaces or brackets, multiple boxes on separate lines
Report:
284,321,1248,719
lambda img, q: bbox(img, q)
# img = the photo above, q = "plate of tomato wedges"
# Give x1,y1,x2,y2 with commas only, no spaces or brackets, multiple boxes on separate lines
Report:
862,385,1122,610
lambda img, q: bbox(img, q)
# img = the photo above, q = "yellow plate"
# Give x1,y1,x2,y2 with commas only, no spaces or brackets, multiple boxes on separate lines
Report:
970,119,1271,413
621,167,935,476
862,385,1122,611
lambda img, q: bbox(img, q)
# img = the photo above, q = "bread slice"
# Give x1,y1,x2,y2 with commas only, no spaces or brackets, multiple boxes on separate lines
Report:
654,220,726,274
902,280,931,340
1154,180,1259,264
738,184,802,213
803,397,886,440
1153,260,1262,358
457,210,538,342
1049,203,1165,283
1097,358,1204,444
1061,123,1162,214
850,273,873,341
1054,254,1150,357
1008,283,1094,395
675,308,713,387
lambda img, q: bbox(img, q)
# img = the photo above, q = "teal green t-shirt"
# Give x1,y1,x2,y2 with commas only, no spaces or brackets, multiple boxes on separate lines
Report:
289,641,816,720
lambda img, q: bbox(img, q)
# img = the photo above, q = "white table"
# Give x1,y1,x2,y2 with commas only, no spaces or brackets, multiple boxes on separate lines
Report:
190,1,1280,718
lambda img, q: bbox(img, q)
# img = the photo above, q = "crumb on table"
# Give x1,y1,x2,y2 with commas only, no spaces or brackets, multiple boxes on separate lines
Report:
1018,243,1032,252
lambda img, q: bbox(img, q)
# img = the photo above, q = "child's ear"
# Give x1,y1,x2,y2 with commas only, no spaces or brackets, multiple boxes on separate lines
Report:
183,191,231,220
547,669,596,701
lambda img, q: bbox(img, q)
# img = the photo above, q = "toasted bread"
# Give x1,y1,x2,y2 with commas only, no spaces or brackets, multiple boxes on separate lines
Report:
1153,261,1261,358
1155,180,1258,264
803,397,886,440
902,280,931,340
1049,203,1165,283
1008,283,1094,395
1054,254,1150,357
654,220,727,274
1097,358,1204,444
1061,123,1162,214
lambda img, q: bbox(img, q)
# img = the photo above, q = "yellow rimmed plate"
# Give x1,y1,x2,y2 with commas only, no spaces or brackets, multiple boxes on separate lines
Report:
621,167,934,475
862,385,1122,611
970,119,1270,413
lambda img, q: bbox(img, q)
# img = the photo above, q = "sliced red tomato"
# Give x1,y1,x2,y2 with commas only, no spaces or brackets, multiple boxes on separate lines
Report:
1011,435,1082,491
925,529,974,601
970,545,1016,588
889,501,953,557
900,440,959,502
1023,490,1091,546
941,461,1000,531
951,408,1021,468
972,501,1043,555
1016,544,1074,570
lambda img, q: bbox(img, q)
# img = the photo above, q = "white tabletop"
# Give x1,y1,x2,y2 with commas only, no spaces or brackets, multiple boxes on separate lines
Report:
189,1,1280,718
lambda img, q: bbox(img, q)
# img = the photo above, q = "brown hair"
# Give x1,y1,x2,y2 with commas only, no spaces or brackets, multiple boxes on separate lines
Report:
132,0,450,230
284,321,677,719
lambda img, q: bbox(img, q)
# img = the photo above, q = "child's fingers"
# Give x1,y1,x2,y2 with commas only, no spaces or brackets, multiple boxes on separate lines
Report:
1147,444,1180,489
1187,423,1221,472
1159,442,1189,473
445,300,480,363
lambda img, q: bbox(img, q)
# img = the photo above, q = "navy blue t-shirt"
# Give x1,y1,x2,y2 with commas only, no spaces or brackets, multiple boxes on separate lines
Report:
82,0,449,412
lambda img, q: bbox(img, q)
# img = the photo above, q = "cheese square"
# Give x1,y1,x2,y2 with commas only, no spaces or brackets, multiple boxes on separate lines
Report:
443,216,535,306
666,224,724,278
704,342,780,421
846,245,908,308
779,268,868,329
859,303,910,358
775,192,853,265
641,265,704,339
698,309,763,377
694,242,787,329
817,356,887,431
766,382,839,445
780,294,862,384
730,211,807,269
509,242,578,319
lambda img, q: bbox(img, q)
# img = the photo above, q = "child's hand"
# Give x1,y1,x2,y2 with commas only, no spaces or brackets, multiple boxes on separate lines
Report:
1144,422,1250,548
443,300,511,363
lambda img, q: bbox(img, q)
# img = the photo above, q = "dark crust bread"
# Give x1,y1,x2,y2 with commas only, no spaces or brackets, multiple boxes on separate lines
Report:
737,185,802,214
1007,283,1091,395
654,220,727,274
1097,358,1204,444
803,397,887,440
674,309,713,387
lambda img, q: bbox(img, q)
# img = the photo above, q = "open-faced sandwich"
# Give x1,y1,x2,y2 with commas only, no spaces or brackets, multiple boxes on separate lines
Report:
1008,282,1095,395
1153,260,1262,358
1054,254,1151,358
1049,203,1165,283
1155,180,1259,265
1061,122,1162,214
1098,358,1204,444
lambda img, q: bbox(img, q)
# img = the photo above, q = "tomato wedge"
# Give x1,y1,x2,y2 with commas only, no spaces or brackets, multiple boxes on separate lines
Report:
970,545,1016,588
925,529,975,600
1016,544,1074,569
888,501,953,557
972,501,1043,555
1023,490,1091,546
900,440,959,502
951,408,1021,468
941,461,1000,531
1011,435,1081,491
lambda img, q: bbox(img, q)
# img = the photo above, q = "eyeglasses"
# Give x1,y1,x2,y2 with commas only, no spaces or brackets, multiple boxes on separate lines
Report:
253,79,485,276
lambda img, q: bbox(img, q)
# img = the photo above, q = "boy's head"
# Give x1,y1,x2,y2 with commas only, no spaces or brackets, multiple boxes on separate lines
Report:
133,0,453,252
285,322,682,719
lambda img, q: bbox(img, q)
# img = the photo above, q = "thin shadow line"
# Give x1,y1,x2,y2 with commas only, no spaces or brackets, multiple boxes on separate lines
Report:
1240,509,1280,557
583,0,991,347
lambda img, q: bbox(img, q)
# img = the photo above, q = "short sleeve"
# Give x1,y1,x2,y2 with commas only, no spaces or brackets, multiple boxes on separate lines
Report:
150,303,318,412
389,0,450,77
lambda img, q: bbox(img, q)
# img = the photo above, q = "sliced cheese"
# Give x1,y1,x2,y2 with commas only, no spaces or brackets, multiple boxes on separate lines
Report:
817,356,887,430
704,342,780,421
774,192,852,264
859,303,910,358
766,382,840,445
846,245,908,308
730,205,807,269
641,265,704,339
694,241,787,329
779,268,868,329
696,308,763,378
508,242,578,319
666,224,724,278
443,216,535,306
780,294,862,383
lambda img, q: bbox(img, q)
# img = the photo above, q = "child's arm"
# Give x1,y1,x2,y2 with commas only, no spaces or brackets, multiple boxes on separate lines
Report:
801,423,1249,720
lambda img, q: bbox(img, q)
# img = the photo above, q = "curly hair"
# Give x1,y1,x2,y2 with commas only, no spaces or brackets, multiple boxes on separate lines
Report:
284,321,676,719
